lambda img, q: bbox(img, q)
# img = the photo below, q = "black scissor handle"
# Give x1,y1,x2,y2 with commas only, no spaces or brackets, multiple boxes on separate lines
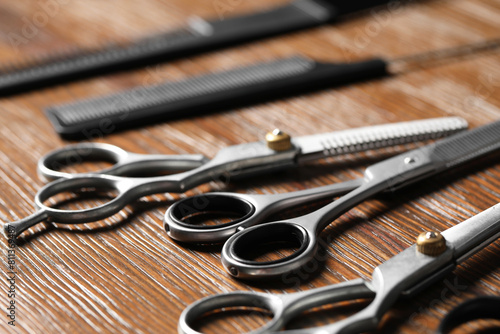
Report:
219,178,372,279
437,296,500,334
221,221,317,279
38,142,207,181
178,290,281,334
178,278,376,334
167,193,256,229
165,193,258,244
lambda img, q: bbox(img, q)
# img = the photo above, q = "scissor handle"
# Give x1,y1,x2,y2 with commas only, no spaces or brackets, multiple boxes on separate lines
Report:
437,296,500,334
221,220,319,278
219,178,378,279
165,192,258,243
4,173,155,238
179,291,281,334
178,278,376,334
38,142,208,181
165,180,361,244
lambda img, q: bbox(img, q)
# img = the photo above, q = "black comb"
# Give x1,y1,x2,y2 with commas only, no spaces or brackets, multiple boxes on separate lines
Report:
0,0,393,95
45,56,388,138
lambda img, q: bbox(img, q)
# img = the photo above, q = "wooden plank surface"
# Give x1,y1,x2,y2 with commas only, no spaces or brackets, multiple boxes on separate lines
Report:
1,0,499,333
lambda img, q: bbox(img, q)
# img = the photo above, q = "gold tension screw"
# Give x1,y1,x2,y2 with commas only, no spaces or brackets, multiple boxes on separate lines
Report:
416,231,447,256
265,129,291,151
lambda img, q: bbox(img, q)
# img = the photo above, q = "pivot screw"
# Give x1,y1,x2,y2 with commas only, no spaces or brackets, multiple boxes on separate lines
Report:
404,156,417,164
265,129,291,151
416,231,447,256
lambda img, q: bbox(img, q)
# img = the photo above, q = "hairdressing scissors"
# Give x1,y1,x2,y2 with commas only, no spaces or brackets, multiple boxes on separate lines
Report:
165,120,500,279
3,117,467,239
178,202,500,334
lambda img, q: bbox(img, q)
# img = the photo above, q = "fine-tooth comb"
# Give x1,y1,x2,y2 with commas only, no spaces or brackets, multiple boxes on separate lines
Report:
50,57,315,126
0,0,393,95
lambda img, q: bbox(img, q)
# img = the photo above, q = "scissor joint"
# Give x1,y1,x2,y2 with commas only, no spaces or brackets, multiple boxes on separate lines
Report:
401,262,456,298
209,141,300,180
371,245,455,298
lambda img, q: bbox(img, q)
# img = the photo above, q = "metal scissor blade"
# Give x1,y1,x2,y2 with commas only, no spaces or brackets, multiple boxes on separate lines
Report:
293,117,468,163
363,119,500,192
399,207,500,298
442,203,500,265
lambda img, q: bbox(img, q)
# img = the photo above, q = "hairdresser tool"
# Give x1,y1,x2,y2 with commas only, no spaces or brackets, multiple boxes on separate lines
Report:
2,117,466,239
178,202,500,333
210,120,500,279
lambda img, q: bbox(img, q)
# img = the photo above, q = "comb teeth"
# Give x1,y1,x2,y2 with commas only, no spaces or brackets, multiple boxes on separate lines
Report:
319,118,468,156
0,28,198,91
47,56,315,126
432,120,500,167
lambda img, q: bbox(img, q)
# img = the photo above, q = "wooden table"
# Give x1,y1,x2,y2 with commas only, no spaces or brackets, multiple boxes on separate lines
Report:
1,0,499,333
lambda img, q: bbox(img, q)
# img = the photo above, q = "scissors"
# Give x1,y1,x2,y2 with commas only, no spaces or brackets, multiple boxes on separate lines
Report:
178,202,500,334
164,120,500,279
3,117,467,239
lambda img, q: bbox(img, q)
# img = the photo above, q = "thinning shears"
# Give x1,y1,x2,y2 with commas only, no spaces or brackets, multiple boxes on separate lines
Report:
2,118,467,239
165,120,500,279
178,202,500,334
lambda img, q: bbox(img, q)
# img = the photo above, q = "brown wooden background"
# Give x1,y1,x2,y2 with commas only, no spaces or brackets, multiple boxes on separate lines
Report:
1,0,500,333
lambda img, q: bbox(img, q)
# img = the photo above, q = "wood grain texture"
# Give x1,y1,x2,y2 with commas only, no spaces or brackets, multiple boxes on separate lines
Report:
0,0,499,333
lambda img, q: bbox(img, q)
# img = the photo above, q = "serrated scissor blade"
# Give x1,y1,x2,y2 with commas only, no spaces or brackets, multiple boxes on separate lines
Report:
293,117,468,162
